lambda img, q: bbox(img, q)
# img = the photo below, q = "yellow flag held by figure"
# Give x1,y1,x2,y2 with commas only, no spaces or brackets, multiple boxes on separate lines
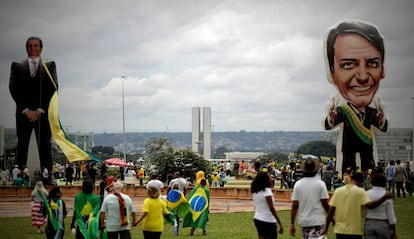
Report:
44,62,99,163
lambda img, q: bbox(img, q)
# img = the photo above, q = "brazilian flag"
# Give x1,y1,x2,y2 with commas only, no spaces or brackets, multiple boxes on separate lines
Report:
166,190,190,218
43,62,99,163
74,192,101,239
183,185,210,229
38,190,61,231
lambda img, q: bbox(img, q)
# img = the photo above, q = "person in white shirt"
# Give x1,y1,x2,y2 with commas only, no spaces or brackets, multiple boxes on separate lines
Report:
364,172,397,239
290,157,330,239
251,171,283,239
12,165,20,181
23,166,29,176
168,172,188,195
225,161,231,175
127,167,136,177
100,181,137,238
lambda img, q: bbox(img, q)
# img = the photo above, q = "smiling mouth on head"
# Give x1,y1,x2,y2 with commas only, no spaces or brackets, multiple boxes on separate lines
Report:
350,85,372,93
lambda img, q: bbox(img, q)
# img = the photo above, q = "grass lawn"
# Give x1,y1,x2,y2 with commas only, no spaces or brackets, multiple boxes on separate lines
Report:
0,196,412,239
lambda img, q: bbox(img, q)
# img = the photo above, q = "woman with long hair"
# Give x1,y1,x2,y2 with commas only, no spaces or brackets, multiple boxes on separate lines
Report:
31,181,48,233
251,172,283,239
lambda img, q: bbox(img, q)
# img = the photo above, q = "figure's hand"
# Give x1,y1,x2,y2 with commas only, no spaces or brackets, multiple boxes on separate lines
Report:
24,110,39,122
374,97,386,126
322,227,328,235
327,96,339,123
35,108,43,117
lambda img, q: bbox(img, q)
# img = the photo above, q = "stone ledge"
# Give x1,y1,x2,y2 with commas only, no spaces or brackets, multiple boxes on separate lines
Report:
0,185,293,200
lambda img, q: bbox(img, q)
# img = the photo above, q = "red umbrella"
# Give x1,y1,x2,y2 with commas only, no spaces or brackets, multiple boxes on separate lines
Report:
104,158,128,167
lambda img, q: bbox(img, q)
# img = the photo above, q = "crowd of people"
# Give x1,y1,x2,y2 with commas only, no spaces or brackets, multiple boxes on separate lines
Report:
249,156,406,239
4,155,409,239
28,167,211,239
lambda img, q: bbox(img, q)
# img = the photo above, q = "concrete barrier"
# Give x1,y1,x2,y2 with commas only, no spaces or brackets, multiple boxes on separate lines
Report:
0,185,294,201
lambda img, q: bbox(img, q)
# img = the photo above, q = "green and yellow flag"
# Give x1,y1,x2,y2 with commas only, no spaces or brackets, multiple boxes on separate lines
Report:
166,189,190,218
74,192,101,239
183,185,210,229
43,62,99,163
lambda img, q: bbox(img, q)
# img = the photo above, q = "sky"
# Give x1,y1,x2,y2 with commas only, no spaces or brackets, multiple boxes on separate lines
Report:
0,0,413,133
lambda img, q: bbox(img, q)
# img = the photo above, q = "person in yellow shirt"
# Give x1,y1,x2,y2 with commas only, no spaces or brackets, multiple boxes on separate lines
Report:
138,167,145,187
324,172,392,238
211,172,220,187
134,186,168,239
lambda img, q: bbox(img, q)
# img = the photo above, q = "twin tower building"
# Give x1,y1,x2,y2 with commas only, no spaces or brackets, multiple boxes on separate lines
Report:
192,107,212,160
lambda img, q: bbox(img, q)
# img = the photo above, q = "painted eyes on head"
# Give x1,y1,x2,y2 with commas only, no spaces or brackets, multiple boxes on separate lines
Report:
340,59,381,70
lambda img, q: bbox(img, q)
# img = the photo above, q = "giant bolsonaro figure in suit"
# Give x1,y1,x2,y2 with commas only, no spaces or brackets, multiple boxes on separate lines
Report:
323,21,387,174
9,36,58,173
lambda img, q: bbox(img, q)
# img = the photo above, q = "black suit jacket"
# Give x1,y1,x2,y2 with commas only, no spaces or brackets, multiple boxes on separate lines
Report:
325,103,388,153
9,59,58,116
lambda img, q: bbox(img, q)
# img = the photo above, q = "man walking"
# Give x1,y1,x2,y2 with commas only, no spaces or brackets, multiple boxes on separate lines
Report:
100,181,137,239
395,160,407,198
385,160,396,197
168,171,188,195
290,157,330,239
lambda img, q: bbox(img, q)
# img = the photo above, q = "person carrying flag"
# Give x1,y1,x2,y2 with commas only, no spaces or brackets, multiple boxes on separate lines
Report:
183,178,210,236
166,182,190,235
71,179,101,239
42,186,67,239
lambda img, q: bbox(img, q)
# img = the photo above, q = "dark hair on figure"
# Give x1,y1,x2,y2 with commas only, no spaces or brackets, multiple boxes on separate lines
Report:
26,36,43,48
326,21,384,74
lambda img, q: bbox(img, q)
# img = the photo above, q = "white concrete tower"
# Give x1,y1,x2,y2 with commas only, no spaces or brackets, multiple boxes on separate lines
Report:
192,107,201,153
203,107,211,160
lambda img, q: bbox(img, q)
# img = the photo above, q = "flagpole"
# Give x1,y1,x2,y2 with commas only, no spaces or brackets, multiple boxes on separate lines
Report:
412,97,414,161
122,75,126,162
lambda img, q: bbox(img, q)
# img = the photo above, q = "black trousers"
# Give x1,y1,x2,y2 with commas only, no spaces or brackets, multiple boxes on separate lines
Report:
396,181,406,197
15,113,52,171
